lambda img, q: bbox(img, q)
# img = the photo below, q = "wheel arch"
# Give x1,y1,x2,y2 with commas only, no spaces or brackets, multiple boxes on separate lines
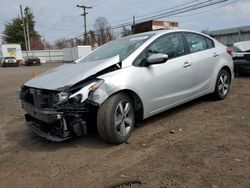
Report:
221,65,232,81
90,88,144,121
118,89,144,121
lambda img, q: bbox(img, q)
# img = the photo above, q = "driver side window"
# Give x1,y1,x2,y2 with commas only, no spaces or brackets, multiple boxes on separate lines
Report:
133,33,185,66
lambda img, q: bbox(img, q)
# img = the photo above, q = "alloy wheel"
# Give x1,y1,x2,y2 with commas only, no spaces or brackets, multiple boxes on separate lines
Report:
218,73,229,97
114,100,133,137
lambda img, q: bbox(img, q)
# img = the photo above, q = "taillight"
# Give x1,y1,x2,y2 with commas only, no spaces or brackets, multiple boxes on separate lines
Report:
226,47,232,56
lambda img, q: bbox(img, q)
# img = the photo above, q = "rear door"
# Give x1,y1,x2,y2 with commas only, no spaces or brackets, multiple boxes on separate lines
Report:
183,32,218,95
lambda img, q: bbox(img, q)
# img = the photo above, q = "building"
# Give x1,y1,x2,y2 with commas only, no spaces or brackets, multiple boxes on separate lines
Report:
210,25,250,46
132,20,178,34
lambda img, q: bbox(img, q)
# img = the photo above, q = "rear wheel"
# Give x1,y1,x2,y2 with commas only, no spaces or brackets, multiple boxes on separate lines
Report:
97,93,135,144
213,69,231,100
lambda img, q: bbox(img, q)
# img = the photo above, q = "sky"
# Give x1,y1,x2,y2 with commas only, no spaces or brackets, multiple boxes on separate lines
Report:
0,0,250,43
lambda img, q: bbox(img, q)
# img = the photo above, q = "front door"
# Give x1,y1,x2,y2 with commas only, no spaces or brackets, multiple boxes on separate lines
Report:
134,33,194,116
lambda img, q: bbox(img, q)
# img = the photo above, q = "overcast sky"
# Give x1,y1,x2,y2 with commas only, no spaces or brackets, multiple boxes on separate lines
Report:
0,0,249,43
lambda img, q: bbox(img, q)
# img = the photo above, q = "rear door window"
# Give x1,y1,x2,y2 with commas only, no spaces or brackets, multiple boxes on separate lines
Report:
184,33,209,53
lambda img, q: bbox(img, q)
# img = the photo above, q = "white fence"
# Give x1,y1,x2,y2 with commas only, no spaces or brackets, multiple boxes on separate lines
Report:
22,50,63,63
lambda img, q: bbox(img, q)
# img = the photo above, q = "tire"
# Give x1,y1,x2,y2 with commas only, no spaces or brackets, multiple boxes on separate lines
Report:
97,93,135,144
213,69,231,100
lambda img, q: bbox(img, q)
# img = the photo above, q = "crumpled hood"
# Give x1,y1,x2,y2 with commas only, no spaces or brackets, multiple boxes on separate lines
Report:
24,56,120,91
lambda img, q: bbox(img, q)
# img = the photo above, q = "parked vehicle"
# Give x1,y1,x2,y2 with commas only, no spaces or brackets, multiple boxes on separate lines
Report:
25,56,41,66
234,40,250,52
0,44,22,61
231,45,250,74
0,56,18,67
19,29,234,144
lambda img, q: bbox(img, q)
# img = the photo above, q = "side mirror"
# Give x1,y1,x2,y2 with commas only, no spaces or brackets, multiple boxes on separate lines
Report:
147,53,168,65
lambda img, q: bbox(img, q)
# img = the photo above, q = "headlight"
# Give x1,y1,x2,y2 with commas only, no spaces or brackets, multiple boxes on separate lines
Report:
53,92,69,104
69,80,104,104
89,80,104,92
69,94,82,104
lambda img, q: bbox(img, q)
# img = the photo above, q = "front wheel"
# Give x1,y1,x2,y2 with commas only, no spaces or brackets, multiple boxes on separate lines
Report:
97,93,135,144
213,69,231,100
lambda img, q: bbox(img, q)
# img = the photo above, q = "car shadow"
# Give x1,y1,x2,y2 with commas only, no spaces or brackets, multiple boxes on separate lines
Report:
16,95,214,152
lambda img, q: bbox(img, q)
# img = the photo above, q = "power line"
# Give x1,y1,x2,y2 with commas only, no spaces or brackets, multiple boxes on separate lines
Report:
170,0,239,18
109,0,228,30
52,7,78,27
82,0,229,35
39,7,80,34
69,0,235,40
36,23,83,32
94,0,219,29
98,0,202,26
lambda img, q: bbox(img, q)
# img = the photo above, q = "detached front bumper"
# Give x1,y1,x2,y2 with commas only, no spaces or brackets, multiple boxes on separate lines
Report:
26,121,72,141
22,102,88,142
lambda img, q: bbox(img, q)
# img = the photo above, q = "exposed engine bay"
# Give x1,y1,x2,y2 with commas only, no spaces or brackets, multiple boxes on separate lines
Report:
20,62,121,141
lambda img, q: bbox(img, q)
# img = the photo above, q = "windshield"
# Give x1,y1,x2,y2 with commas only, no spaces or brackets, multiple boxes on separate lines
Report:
77,34,154,63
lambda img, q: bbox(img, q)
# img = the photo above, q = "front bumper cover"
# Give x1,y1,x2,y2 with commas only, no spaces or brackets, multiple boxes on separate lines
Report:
23,102,63,123
26,121,72,142
22,102,88,141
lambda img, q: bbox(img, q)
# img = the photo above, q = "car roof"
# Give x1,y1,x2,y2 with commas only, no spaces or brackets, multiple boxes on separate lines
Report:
130,28,210,38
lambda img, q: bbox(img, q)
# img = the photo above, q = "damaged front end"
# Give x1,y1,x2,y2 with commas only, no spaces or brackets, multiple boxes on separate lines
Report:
20,79,104,141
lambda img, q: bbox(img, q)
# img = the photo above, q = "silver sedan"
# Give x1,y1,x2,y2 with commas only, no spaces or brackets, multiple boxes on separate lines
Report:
20,29,234,144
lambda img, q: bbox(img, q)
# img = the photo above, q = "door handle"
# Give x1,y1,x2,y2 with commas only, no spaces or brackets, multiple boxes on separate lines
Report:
213,52,219,57
183,62,192,68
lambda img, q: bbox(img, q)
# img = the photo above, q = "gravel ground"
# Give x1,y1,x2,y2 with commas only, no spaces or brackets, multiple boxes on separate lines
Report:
0,64,249,188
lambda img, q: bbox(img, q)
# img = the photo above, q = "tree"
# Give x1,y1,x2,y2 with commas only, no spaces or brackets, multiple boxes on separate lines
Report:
30,36,45,50
93,17,115,46
201,28,210,35
2,8,44,50
121,26,132,37
2,17,24,47
54,38,70,49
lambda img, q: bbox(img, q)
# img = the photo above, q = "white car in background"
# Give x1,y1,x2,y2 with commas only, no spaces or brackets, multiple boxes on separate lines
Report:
0,56,18,67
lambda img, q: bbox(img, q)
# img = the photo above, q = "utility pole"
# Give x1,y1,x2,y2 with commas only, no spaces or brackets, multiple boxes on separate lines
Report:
24,7,31,51
43,34,47,50
132,15,136,34
77,5,92,45
20,5,28,53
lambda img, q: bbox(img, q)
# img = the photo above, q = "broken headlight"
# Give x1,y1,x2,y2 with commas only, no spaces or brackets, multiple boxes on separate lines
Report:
53,91,69,105
69,80,104,104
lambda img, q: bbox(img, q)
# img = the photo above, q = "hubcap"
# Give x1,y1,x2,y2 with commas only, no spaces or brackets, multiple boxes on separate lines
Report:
218,73,229,96
114,100,133,137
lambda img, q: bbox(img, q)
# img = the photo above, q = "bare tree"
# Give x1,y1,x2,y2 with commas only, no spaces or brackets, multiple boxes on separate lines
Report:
201,28,210,35
93,17,115,46
85,30,97,47
121,26,132,37
30,36,45,50
54,38,70,49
